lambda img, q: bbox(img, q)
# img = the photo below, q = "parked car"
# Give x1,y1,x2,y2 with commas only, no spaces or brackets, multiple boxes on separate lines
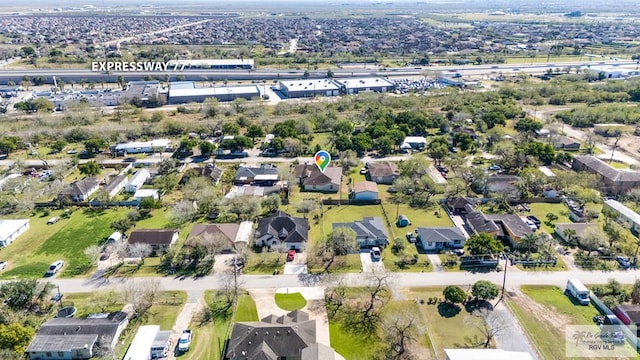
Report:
488,164,501,171
46,260,64,276
178,330,192,352
526,215,542,228
370,247,381,261
387,186,398,193
286,249,296,262
46,217,60,225
0,261,6,270
406,232,417,243
451,249,464,256
359,167,368,175
616,256,631,269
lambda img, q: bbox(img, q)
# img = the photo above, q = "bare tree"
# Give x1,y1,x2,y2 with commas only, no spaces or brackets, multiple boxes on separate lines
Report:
106,240,128,264
325,278,348,319
88,289,121,313
128,242,153,263
121,278,161,320
219,270,244,306
473,308,507,348
168,200,197,225
357,271,391,329
223,195,262,221
198,232,230,256
84,244,103,266
381,310,420,360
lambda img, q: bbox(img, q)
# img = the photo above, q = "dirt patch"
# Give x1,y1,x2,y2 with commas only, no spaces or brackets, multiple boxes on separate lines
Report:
508,290,571,330
612,133,640,163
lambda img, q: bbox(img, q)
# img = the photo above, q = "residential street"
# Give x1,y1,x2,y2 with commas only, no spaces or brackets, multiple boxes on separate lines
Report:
46,267,640,298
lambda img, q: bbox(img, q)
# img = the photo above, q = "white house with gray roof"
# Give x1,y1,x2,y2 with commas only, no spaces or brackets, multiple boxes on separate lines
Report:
603,199,640,234
333,217,389,248
415,227,467,251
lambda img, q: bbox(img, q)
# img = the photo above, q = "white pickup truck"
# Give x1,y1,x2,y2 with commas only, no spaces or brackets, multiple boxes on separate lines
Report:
177,330,192,352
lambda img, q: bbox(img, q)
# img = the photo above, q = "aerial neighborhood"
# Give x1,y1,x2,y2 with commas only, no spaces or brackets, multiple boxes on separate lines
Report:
3,1,640,360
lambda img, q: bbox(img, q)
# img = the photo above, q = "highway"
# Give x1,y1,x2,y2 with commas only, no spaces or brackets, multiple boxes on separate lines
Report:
0,60,635,84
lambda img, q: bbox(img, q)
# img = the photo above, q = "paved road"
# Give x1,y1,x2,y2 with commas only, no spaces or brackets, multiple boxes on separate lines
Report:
46,267,640,296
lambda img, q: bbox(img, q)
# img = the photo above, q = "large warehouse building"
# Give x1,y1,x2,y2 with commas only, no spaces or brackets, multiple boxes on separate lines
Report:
333,77,395,94
168,81,260,104
279,79,341,98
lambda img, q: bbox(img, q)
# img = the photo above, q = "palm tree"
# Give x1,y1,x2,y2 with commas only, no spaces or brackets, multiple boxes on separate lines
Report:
519,233,541,254
563,228,577,245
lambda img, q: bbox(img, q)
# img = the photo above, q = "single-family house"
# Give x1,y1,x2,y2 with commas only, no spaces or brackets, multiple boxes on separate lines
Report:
128,229,179,254
401,136,427,150
226,310,340,360
180,163,224,185
416,227,466,251
351,181,378,201
102,174,128,198
125,169,151,193
486,214,533,248
603,199,640,235
186,222,253,253
133,189,159,202
553,135,581,151
464,205,500,237
572,155,640,194
445,197,480,215
333,217,389,248
444,349,534,360
451,126,479,141
255,211,309,251
614,304,640,327
122,325,171,360
554,223,599,243
366,161,400,184
293,164,342,193
0,219,29,247
234,164,279,186
58,177,100,202
225,185,282,199
25,312,128,360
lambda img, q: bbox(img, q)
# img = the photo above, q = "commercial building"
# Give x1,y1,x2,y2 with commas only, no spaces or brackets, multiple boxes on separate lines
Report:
168,81,259,104
333,77,395,94
279,79,340,98
0,219,30,247
166,59,254,70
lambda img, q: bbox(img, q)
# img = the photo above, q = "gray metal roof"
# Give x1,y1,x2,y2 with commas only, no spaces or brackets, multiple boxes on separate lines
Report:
26,334,98,352
604,199,640,225
415,227,466,243
151,330,171,349
333,217,388,241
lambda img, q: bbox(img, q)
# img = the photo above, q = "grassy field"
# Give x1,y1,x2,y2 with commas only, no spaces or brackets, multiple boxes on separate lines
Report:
0,208,124,279
507,285,602,360
329,320,375,360
62,291,125,318
381,203,453,239
234,294,259,322
244,251,285,275
382,240,432,272
275,292,307,311
408,287,491,359
515,255,568,271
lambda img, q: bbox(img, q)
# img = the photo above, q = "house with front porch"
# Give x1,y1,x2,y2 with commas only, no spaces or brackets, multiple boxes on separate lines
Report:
415,227,466,251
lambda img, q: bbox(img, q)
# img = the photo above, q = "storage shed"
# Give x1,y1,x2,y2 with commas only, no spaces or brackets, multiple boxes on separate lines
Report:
396,215,411,227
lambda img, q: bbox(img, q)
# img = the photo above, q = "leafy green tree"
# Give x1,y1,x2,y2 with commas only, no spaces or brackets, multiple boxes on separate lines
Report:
443,285,467,304
110,218,133,234
452,133,474,152
352,133,373,155
428,136,449,165
472,280,499,301
481,111,507,129
246,124,264,141
515,117,543,135
333,120,355,135
31,97,54,112
221,122,240,135
261,194,281,213
79,160,100,176
50,140,67,153
199,141,216,156
0,279,54,312
0,138,19,154
332,227,358,255
83,138,107,156
374,136,395,155
334,135,352,152
466,233,504,255
0,323,34,353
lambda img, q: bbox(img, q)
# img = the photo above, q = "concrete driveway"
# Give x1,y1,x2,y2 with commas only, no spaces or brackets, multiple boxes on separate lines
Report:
275,287,331,348
360,251,385,273
284,252,308,274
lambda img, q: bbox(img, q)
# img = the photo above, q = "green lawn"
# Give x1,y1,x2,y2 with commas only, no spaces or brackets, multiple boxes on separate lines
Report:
526,202,571,235
144,291,187,330
507,285,603,360
234,294,259,322
609,161,630,169
330,321,375,360
108,257,162,277
382,241,432,272
381,203,453,239
0,208,124,279
275,292,307,311
244,252,285,275
515,255,568,271
62,291,126,318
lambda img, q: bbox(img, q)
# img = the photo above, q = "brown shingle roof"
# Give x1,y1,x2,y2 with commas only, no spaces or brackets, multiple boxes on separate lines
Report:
128,229,178,245
186,223,239,245
367,161,400,178
353,181,378,193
